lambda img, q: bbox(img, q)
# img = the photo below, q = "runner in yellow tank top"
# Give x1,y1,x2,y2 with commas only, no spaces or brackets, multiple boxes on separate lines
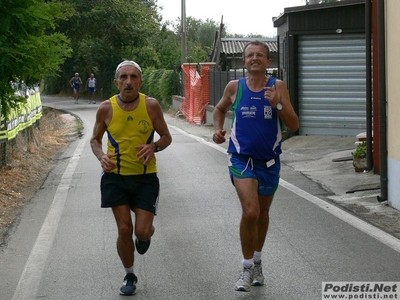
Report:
107,93,157,175
90,60,172,296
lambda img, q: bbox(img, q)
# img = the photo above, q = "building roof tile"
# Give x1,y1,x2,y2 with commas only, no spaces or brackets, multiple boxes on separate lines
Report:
221,38,278,55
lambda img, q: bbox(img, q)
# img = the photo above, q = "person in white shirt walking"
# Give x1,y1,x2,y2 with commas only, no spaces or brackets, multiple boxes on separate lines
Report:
86,73,97,104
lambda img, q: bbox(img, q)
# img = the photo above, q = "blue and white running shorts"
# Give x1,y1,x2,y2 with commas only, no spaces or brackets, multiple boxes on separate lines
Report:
228,153,280,196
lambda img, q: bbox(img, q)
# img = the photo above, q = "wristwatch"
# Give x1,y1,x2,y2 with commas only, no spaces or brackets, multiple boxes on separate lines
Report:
276,102,283,111
154,142,161,152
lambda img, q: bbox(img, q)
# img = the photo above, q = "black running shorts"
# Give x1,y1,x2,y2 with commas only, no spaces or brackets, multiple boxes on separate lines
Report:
100,172,160,215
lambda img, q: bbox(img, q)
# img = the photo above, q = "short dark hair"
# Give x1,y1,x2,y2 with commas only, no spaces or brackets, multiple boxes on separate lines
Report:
243,40,270,59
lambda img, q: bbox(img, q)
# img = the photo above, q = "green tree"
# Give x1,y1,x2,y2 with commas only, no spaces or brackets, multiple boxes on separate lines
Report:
0,0,72,117
52,0,163,97
151,24,181,69
172,17,220,63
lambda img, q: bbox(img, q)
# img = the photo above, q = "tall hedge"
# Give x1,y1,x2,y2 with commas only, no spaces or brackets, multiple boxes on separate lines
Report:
141,69,177,109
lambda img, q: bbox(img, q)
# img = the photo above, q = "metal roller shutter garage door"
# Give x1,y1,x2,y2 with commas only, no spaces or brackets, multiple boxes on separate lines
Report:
298,34,366,136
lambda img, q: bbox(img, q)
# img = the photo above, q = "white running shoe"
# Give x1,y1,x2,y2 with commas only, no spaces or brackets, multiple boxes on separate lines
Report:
252,261,265,286
234,265,253,292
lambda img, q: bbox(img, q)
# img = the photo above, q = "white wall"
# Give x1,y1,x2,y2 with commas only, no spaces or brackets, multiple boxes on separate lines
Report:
386,0,400,209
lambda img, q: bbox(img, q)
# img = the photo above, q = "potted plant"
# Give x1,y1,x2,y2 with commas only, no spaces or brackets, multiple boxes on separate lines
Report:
352,142,367,172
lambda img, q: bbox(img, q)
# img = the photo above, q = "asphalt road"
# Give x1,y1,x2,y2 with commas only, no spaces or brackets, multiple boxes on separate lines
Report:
0,96,399,300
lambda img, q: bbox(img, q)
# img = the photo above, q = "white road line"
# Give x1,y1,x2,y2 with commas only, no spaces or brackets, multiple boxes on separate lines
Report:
170,125,400,254
279,180,400,253
12,135,88,300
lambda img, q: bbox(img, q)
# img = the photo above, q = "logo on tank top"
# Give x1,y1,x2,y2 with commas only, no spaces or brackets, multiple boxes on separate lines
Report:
264,106,272,119
241,106,257,118
138,120,150,134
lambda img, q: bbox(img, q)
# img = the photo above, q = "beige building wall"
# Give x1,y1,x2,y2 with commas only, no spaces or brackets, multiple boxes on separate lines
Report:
386,0,400,209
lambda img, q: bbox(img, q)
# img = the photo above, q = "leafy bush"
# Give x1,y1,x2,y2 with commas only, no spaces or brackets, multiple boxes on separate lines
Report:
352,142,367,158
141,69,175,109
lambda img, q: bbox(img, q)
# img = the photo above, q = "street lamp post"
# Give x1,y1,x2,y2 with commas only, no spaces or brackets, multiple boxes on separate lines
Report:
181,0,187,64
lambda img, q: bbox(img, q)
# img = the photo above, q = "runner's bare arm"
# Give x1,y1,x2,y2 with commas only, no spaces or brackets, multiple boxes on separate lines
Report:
90,101,117,172
213,80,238,143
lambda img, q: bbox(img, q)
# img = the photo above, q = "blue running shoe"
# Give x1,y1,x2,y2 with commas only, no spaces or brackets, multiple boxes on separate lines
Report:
135,238,151,255
120,273,137,295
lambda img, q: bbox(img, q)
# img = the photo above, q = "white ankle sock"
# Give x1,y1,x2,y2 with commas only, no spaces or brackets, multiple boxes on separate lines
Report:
253,251,262,264
125,266,133,274
242,258,254,268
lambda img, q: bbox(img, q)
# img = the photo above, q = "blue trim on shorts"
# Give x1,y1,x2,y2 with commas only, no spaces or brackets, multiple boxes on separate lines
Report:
228,153,280,196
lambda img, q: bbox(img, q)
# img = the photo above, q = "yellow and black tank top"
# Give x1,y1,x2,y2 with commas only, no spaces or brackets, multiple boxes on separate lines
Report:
107,93,157,175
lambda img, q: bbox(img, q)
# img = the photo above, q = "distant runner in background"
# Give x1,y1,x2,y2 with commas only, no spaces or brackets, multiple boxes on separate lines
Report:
86,73,97,104
69,72,83,104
